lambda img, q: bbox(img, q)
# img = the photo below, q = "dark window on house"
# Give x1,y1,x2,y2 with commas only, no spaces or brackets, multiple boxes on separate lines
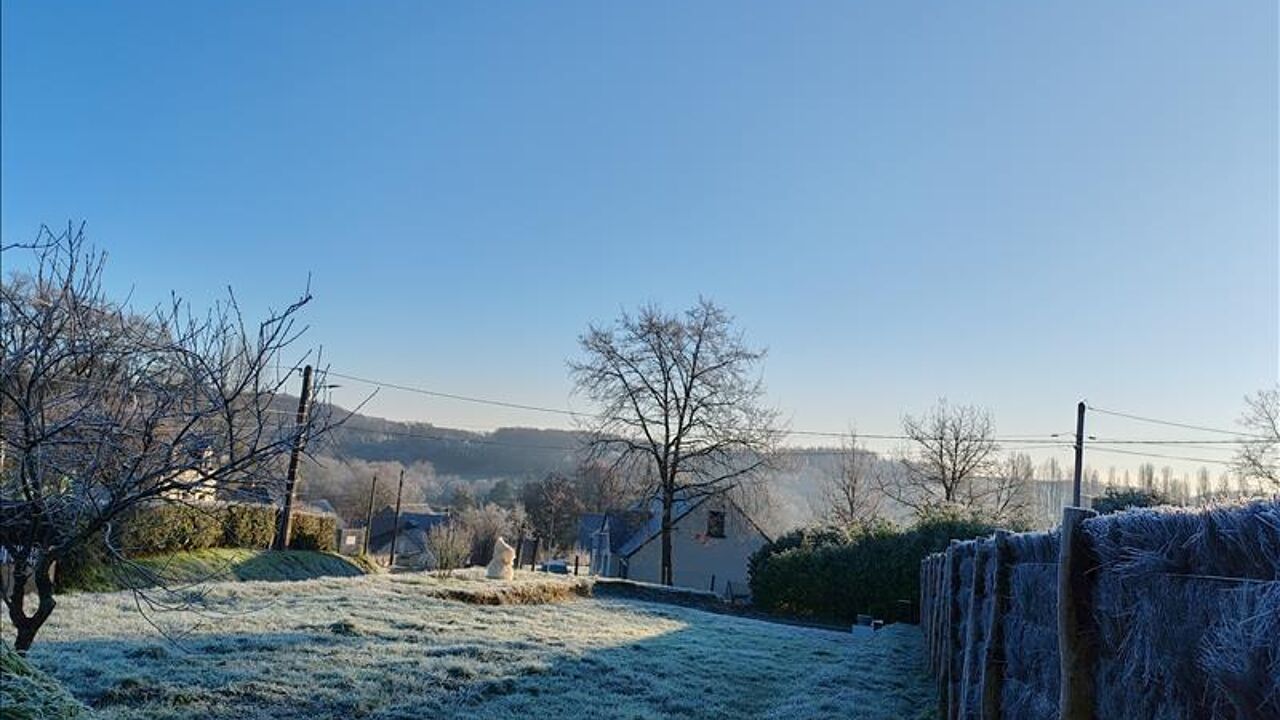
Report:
707,510,726,538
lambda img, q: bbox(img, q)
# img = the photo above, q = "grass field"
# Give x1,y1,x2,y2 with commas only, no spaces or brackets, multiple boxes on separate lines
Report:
18,572,935,720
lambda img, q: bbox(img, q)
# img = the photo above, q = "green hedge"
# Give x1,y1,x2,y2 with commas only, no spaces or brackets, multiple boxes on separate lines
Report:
287,513,337,552
223,503,278,548
55,503,339,592
116,504,225,554
116,503,335,555
748,514,999,625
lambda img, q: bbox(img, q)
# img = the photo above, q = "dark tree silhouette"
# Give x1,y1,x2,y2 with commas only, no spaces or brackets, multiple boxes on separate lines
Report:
570,300,778,586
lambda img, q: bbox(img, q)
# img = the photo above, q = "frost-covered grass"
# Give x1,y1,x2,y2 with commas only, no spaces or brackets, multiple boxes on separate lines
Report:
18,572,935,719
132,549,367,585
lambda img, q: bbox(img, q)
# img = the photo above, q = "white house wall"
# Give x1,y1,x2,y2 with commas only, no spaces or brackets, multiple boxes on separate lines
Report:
623,501,766,597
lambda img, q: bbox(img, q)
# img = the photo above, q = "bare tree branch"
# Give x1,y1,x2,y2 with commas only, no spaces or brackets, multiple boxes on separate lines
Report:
569,299,779,585
0,225,331,650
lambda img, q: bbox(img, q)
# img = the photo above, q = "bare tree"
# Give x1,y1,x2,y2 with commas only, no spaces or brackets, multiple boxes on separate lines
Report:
521,472,584,551
425,522,473,576
573,460,636,514
820,434,882,529
1195,466,1212,500
881,399,1000,517
1235,387,1279,491
0,226,329,651
988,453,1035,528
569,300,779,586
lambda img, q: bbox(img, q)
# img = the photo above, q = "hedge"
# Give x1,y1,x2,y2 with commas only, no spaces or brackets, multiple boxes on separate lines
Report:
54,503,339,592
748,514,999,625
116,502,335,555
287,512,337,552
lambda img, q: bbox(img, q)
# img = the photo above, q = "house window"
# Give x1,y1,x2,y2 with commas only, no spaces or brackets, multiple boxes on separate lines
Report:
707,510,726,539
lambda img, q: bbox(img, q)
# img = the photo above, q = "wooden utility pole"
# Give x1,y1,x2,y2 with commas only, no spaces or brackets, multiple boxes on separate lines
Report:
276,364,313,550
1072,401,1086,507
388,469,405,568
1058,506,1099,719
362,475,378,555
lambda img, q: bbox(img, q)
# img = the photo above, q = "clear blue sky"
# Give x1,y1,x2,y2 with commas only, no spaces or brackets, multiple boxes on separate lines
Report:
3,2,1276,474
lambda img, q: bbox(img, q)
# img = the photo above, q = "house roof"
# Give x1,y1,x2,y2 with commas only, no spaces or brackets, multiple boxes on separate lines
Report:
369,505,450,549
369,527,430,557
616,496,699,557
299,499,339,517
616,494,772,558
576,511,647,553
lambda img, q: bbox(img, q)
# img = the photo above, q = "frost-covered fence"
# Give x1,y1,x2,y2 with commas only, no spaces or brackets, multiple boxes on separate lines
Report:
920,499,1280,720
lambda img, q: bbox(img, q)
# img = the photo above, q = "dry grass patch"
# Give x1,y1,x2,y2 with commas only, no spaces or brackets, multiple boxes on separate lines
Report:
390,568,592,606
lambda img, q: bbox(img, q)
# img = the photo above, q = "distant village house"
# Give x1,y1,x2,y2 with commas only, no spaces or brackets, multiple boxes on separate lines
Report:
578,493,770,599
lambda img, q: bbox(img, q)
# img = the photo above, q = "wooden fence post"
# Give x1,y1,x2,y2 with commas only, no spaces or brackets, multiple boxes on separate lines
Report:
1058,507,1099,720
960,540,992,720
933,555,944,677
926,556,936,671
942,540,963,720
981,530,1012,720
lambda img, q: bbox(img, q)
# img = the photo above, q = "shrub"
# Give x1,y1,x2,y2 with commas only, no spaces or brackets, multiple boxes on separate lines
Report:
426,523,474,575
288,512,337,552
457,503,522,566
223,504,277,548
117,504,224,555
117,502,335,554
53,537,115,593
748,515,999,625
1091,486,1174,515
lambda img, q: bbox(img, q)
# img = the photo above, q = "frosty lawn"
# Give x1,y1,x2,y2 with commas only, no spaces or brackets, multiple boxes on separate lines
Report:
21,572,935,719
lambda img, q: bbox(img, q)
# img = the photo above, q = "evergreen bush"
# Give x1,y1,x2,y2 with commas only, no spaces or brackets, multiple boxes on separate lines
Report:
749,512,998,624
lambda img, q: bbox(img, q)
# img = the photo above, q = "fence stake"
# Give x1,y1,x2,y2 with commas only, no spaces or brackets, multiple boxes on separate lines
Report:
981,530,1012,720
942,540,962,720
1058,506,1099,720
960,540,991,720
573,555,579,576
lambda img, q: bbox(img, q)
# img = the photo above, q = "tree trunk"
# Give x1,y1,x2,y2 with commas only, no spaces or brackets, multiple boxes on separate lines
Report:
660,486,674,586
8,555,57,653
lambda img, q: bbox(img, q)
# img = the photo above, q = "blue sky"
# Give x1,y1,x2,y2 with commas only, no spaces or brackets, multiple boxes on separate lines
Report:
2,2,1276,473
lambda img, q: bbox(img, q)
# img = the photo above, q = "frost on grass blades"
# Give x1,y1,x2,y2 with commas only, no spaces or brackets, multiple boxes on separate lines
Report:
13,572,935,720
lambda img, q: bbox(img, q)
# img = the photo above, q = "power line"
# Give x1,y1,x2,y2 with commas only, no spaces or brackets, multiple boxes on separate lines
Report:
328,371,588,419
1086,437,1247,446
1087,404,1258,438
1085,444,1234,466
328,369,1065,443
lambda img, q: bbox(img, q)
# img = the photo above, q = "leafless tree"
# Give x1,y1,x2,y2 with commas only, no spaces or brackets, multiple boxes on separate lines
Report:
569,300,779,586
522,472,584,551
456,503,524,567
0,225,331,651
573,460,637,514
988,453,1035,528
1235,387,1279,491
819,434,882,529
425,522,473,576
880,399,1000,517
